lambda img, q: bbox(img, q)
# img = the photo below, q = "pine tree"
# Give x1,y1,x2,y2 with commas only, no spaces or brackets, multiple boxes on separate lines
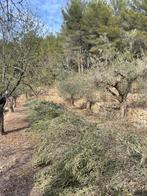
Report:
62,0,86,73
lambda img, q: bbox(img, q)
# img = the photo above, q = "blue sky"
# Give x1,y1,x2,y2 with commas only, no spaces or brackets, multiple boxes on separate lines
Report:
30,0,68,34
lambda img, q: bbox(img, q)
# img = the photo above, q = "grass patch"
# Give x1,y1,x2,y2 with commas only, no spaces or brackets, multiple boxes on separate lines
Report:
28,99,147,196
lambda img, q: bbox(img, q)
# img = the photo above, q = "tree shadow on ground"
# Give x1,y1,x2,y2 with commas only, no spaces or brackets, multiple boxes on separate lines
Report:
5,125,30,134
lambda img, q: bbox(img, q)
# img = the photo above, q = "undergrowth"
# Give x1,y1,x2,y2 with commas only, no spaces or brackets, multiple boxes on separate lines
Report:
28,99,147,196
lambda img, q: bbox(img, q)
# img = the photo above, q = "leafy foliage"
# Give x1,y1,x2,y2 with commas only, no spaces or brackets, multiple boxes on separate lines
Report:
57,74,82,104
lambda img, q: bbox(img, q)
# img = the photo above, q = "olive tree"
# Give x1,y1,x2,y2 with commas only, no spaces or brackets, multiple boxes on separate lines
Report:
77,72,97,111
0,0,41,134
95,53,147,118
58,73,82,106
58,71,97,111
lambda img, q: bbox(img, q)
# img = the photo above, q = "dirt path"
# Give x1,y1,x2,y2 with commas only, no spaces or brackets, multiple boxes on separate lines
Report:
0,106,41,196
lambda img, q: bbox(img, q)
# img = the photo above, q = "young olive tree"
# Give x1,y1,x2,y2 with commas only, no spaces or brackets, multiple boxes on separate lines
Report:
77,72,97,111
58,71,97,111
58,73,82,106
95,54,147,118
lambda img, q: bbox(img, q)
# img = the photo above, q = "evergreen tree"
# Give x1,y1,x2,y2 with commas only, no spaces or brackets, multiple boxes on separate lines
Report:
62,0,86,73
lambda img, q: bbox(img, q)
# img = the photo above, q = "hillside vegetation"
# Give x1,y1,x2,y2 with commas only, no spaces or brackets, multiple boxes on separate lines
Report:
0,0,147,195
27,100,147,196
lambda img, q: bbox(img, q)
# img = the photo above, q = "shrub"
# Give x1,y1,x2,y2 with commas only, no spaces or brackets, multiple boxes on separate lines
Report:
57,74,82,105
58,72,97,110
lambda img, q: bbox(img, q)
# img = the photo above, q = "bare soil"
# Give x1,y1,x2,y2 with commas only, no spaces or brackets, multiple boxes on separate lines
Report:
0,106,41,196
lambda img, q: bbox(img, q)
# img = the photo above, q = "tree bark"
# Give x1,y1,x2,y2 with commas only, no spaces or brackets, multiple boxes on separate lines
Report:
25,92,29,100
0,109,5,135
70,96,75,106
81,63,84,73
120,100,127,118
14,97,17,107
86,101,93,111
10,105,14,112
9,98,15,112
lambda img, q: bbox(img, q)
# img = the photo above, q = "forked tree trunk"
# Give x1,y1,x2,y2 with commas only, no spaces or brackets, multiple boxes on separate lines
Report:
0,109,5,135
